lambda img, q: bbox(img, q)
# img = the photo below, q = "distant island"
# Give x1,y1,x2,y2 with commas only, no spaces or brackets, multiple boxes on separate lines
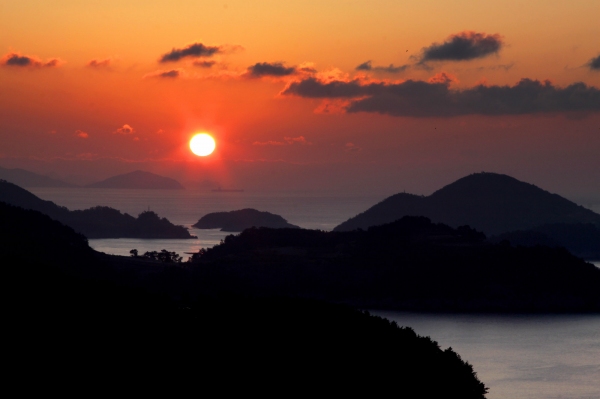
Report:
86,170,184,189
334,172,600,236
0,166,77,188
0,180,195,239
193,208,299,232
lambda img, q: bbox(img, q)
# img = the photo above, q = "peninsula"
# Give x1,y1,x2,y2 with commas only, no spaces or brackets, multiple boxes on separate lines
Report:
0,180,194,239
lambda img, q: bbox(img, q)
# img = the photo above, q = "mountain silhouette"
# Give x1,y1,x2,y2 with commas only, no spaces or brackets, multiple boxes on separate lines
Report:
0,166,77,187
334,172,600,235
87,170,184,189
193,208,300,232
2,201,489,398
0,180,194,238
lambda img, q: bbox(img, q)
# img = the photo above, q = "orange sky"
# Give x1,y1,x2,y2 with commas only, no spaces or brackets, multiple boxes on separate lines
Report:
1,0,599,197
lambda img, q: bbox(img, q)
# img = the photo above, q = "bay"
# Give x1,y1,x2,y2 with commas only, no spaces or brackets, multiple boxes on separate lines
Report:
27,187,385,256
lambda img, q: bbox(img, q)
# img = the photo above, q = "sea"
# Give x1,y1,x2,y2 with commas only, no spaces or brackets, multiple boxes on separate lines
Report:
27,187,600,399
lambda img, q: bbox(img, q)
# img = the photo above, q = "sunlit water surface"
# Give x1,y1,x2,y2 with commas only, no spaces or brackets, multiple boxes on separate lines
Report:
375,312,600,399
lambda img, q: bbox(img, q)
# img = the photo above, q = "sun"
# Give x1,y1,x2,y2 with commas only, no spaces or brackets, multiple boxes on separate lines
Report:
190,133,216,156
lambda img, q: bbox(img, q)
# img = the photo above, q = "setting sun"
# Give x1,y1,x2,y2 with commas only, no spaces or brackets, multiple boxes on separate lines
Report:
189,133,216,157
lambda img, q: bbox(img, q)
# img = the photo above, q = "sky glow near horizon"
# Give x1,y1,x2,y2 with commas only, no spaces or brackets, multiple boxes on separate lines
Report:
1,0,599,198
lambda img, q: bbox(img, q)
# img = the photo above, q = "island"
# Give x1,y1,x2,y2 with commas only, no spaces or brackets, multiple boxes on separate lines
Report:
0,166,77,187
192,208,300,231
334,172,600,235
0,180,195,238
86,170,185,189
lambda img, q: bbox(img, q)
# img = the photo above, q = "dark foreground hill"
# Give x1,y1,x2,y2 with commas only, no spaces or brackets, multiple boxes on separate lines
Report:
2,201,488,398
190,217,600,313
491,223,600,260
334,172,600,235
193,208,300,231
87,170,184,189
0,180,194,238
0,166,77,187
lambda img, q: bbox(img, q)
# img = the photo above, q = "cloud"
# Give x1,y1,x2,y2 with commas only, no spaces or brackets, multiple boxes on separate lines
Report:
356,61,373,71
588,54,600,71
246,62,296,78
159,43,222,63
355,60,409,73
282,77,600,117
86,58,111,68
114,124,135,134
284,136,311,145
427,72,458,85
1,52,63,67
75,130,89,138
194,60,216,68
418,31,503,63
143,69,183,79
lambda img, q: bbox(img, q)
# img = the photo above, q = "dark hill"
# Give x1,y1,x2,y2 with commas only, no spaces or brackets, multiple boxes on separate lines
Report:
193,208,300,231
0,166,77,187
87,170,184,189
191,217,600,313
491,223,600,259
334,172,600,235
0,180,194,238
2,202,488,398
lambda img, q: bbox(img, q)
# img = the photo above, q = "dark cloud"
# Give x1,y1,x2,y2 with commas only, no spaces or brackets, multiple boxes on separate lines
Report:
1,52,62,67
282,77,385,98
356,61,372,71
419,31,503,62
159,43,221,63
588,55,600,71
246,62,296,77
6,54,35,66
283,77,600,117
355,60,409,73
143,69,182,79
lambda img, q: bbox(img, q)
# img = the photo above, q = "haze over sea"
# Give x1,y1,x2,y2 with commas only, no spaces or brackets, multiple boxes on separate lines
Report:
27,187,600,399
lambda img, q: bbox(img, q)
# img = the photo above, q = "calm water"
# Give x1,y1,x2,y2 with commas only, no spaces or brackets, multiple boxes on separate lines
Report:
375,312,600,399
28,187,385,256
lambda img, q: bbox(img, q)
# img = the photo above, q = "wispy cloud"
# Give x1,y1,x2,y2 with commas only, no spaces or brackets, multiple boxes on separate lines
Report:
75,130,89,138
355,60,409,74
86,58,112,68
143,69,183,79
114,124,135,134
